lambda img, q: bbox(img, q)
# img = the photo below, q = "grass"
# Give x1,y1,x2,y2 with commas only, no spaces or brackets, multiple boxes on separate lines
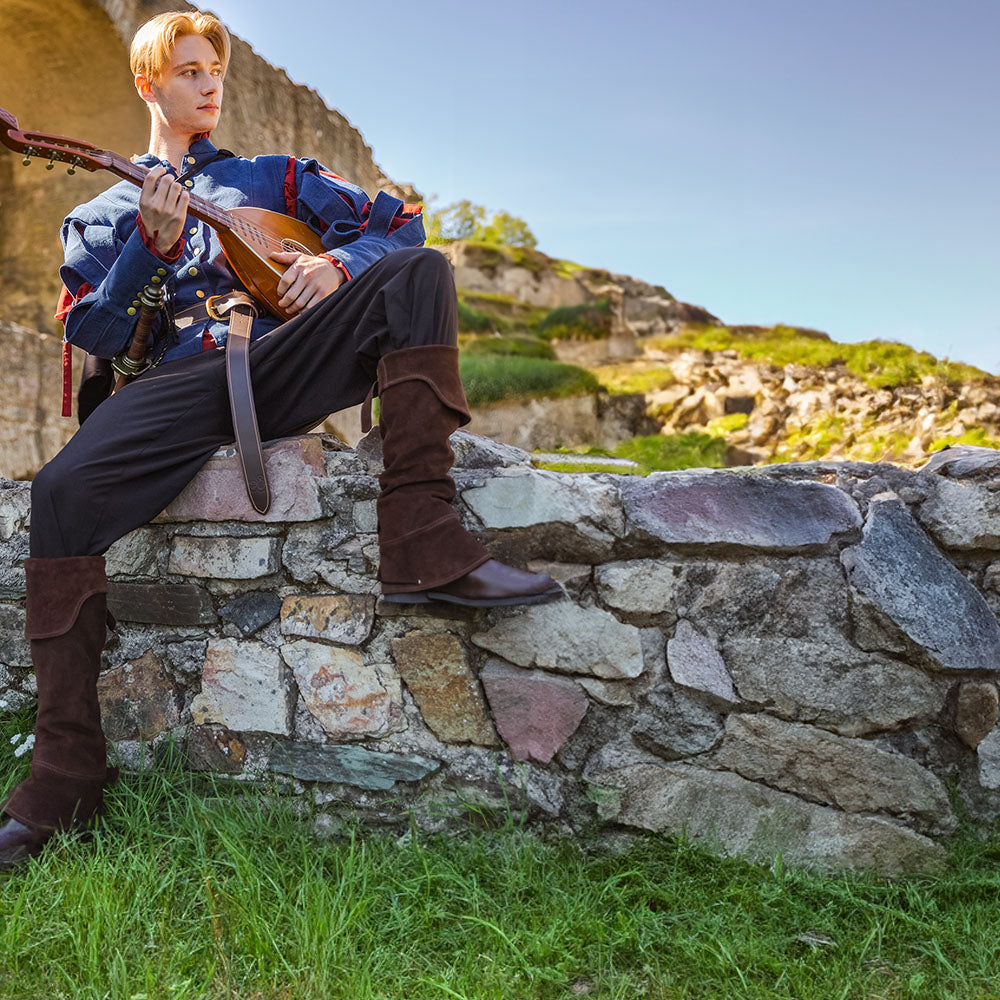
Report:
594,363,676,395
646,324,993,390
460,334,556,361
459,355,598,407
534,431,729,475
537,300,614,342
4,713,1000,998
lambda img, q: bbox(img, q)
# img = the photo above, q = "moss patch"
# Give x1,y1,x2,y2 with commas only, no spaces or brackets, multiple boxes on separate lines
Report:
460,356,598,406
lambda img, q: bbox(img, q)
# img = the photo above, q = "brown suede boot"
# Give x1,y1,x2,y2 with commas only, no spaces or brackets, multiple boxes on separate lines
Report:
375,344,561,606
0,556,115,868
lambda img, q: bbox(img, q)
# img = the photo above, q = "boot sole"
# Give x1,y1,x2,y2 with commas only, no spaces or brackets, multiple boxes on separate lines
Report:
382,586,563,608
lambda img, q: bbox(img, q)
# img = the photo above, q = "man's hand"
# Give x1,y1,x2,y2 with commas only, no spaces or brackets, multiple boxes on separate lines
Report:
271,250,346,315
139,165,190,255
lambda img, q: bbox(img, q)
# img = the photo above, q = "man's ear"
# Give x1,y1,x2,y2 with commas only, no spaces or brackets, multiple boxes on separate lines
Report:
135,73,156,104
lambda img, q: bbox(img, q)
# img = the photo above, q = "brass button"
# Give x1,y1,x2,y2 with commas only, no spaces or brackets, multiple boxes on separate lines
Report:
189,226,198,235
188,266,198,276
151,275,161,283
196,290,206,298
132,299,140,306
127,307,137,316
184,180,194,188
186,156,196,164
157,267,167,276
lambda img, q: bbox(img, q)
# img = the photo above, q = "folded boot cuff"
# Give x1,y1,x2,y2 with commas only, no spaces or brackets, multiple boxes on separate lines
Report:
24,556,107,639
376,346,471,424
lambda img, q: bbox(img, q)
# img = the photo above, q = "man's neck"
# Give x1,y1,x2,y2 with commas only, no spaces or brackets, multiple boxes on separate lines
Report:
146,125,197,171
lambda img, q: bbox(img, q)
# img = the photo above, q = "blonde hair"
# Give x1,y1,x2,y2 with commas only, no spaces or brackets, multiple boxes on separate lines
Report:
130,10,231,83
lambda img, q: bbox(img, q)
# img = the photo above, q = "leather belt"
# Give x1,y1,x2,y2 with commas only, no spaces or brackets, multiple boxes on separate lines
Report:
178,292,271,514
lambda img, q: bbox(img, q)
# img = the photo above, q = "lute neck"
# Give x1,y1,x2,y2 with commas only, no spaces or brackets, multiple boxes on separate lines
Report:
103,148,234,232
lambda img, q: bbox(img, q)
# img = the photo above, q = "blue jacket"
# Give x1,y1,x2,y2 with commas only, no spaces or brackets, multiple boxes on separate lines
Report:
59,136,425,362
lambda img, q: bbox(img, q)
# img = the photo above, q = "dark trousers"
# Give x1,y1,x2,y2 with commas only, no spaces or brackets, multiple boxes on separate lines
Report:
31,247,458,559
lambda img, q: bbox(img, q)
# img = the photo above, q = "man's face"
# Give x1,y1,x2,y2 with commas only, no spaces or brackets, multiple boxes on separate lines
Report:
143,33,224,135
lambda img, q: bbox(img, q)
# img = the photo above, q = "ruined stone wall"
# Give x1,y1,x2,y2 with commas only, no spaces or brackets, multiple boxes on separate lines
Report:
4,437,1000,874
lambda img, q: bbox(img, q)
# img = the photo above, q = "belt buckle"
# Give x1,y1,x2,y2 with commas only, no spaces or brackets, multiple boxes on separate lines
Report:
206,295,228,321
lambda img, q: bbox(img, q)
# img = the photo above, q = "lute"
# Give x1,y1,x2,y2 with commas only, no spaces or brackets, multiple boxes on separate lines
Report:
0,106,326,322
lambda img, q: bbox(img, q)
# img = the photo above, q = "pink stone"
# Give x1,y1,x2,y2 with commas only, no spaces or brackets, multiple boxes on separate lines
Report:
160,435,325,523
480,659,588,764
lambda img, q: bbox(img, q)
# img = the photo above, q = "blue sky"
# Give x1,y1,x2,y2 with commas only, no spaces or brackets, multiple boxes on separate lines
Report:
201,0,1000,372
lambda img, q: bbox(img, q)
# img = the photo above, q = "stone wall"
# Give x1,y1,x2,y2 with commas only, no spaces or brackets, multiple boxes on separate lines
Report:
4,437,1000,873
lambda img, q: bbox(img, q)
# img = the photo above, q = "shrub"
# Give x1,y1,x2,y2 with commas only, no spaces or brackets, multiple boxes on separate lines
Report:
459,356,598,407
537,299,614,341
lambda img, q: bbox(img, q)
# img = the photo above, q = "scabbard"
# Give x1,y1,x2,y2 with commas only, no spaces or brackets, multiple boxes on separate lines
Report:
225,304,271,514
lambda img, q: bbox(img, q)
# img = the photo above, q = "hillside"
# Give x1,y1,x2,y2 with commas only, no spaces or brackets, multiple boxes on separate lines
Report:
438,241,1000,471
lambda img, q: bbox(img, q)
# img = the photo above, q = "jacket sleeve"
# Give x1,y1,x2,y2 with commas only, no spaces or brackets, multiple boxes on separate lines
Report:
59,214,176,359
291,158,425,279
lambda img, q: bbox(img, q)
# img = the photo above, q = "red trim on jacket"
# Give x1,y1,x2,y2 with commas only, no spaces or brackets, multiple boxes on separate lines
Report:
284,157,298,216
55,283,94,417
319,254,352,282
136,212,185,262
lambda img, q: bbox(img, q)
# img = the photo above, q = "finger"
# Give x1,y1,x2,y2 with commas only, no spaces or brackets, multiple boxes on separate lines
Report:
269,250,300,262
277,270,305,305
276,265,299,297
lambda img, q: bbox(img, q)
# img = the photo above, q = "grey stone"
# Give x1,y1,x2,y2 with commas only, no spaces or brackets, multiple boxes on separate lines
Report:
631,685,724,760
594,559,684,615
668,619,739,705
168,536,280,580
269,742,440,789
0,533,28,601
164,640,209,678
108,582,217,626
282,523,378,594
977,727,1000,791
0,482,30,542
841,494,1000,672
280,594,375,645
461,468,624,536
594,763,945,873
955,681,999,750
472,602,644,680
577,677,635,706
451,431,532,469
918,479,1000,549
920,445,1000,477
724,636,944,737
219,592,283,636
621,471,861,550
281,640,402,738
715,714,955,835
0,604,29,668
190,639,292,735
105,527,166,578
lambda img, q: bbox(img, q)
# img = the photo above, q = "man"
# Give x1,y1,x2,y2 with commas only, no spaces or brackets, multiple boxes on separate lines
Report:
0,10,559,867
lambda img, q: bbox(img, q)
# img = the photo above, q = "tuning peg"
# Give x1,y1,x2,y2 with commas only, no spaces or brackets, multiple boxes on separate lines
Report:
21,155,30,166
67,157,80,175
45,154,55,170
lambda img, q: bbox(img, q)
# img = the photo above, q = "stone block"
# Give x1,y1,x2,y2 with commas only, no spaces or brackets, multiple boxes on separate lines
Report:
219,592,283,636
480,660,588,763
472,602,644,680
978,727,1000,790
185,725,270,775
0,533,27,601
268,741,439,789
105,527,166,578
451,431,532,469
841,494,1000,672
620,471,861,549
190,639,291,735
97,649,182,741
631,684,724,760
715,714,955,835
955,681,999,750
391,631,497,745
724,636,944,737
461,468,624,536
0,481,31,541
594,763,945,873
280,594,375,645
282,522,378,594
160,436,325,522
0,604,29,668
918,479,1000,549
668,620,738,705
108,581,216,626
168,536,279,580
281,640,401,737
595,559,683,615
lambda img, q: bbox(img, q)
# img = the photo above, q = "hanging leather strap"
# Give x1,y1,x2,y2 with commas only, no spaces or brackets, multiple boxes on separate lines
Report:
221,295,271,514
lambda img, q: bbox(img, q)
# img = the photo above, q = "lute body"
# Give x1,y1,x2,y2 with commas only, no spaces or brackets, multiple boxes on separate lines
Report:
0,107,326,322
